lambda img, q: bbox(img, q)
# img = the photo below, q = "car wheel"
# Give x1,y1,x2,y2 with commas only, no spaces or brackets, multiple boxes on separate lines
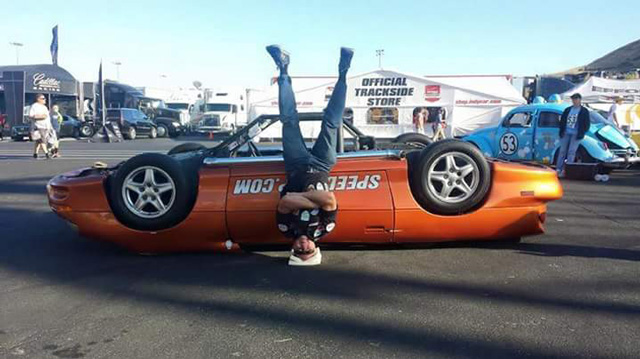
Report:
410,140,491,215
157,124,169,138
392,132,433,149
575,146,597,164
80,124,93,137
126,126,137,140
149,127,158,139
167,142,206,155
109,153,197,231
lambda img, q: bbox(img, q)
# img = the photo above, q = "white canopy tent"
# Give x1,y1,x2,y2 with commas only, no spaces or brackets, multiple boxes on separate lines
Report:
561,76,640,131
249,69,525,139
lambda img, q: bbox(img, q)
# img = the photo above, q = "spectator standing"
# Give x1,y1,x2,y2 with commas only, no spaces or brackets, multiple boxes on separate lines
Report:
607,97,622,128
29,94,52,159
432,107,446,141
556,93,591,177
413,107,425,134
0,113,5,141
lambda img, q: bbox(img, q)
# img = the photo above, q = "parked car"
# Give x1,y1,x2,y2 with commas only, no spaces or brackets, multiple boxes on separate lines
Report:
463,103,640,172
106,108,157,140
46,112,562,254
11,124,31,141
57,115,84,138
153,116,182,138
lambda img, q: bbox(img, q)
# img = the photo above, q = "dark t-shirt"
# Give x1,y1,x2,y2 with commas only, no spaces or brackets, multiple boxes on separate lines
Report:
277,169,336,241
281,169,330,195
276,207,337,241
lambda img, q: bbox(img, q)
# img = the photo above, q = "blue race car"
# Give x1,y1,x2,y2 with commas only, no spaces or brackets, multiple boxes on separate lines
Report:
463,103,639,171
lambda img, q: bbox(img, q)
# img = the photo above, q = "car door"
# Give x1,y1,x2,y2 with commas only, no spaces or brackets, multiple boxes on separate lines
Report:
224,158,394,244
59,116,73,137
533,110,562,164
131,110,148,135
495,110,535,161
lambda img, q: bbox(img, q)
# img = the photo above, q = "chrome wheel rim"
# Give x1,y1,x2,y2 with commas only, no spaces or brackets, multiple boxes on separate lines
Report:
157,126,166,137
129,128,136,138
122,166,176,218
427,151,479,203
81,126,92,136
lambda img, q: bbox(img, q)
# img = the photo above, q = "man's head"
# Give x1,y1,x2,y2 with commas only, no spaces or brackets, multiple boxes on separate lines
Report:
52,104,59,112
570,93,582,107
36,94,46,105
615,97,623,104
292,235,316,260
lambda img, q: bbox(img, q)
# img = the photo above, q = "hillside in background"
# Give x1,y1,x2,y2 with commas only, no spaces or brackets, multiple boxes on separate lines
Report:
586,39,640,71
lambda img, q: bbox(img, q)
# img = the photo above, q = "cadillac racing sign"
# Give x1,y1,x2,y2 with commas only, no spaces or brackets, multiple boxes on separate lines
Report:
32,73,61,92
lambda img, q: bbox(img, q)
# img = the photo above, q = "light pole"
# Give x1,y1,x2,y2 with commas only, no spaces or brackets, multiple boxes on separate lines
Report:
376,49,384,69
112,61,122,81
9,42,23,65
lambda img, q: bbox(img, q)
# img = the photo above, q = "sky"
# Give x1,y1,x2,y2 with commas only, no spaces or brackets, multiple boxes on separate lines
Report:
0,0,638,91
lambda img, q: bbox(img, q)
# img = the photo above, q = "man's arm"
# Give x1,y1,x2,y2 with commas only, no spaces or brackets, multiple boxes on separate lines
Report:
298,190,337,211
277,193,318,214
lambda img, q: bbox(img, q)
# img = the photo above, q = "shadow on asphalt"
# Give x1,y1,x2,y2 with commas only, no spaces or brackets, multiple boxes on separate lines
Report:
2,167,640,358
1,204,640,358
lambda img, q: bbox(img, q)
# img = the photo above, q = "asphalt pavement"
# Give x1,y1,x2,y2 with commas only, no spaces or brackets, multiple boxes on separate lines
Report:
1,137,639,359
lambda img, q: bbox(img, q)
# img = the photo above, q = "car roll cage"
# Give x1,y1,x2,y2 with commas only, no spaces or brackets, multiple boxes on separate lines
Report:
204,112,376,158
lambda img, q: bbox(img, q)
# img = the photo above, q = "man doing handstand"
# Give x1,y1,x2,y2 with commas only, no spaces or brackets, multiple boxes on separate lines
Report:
266,45,353,266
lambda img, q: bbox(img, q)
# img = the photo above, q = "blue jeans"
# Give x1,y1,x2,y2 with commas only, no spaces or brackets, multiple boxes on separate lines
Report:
555,133,581,173
278,73,347,174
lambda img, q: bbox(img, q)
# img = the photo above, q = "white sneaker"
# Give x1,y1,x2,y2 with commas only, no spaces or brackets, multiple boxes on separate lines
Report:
288,248,322,266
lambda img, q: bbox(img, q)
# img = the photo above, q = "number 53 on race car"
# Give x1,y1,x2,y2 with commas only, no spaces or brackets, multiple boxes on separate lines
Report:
464,103,639,170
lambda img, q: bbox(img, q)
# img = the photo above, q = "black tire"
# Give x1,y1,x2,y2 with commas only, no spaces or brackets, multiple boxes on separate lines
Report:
168,142,207,155
126,126,137,140
109,153,197,231
410,140,491,215
575,146,597,163
149,127,158,139
392,132,433,149
157,124,169,138
80,124,93,137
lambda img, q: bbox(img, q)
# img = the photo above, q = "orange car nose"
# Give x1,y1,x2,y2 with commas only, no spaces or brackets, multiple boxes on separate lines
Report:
47,184,70,202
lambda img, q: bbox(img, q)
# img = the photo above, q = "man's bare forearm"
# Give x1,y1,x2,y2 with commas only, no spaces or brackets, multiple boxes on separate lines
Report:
298,191,337,211
277,193,318,213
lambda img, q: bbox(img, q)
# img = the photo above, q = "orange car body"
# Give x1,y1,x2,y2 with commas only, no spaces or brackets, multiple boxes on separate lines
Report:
47,152,562,253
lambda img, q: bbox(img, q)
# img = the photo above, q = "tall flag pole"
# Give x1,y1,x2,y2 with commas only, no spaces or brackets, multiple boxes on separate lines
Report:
98,60,106,127
50,25,58,65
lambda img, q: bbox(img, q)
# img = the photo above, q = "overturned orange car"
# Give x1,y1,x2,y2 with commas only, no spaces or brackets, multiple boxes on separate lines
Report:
47,114,563,253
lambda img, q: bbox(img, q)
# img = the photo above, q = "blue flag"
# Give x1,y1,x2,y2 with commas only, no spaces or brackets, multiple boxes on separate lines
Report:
50,25,58,65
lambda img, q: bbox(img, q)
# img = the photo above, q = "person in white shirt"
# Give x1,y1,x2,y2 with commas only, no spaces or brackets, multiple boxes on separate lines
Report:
608,97,622,128
29,94,52,159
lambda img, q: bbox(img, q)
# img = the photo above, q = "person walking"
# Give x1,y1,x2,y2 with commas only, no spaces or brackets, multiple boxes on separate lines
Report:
267,44,353,266
49,104,62,157
556,93,591,177
29,94,53,159
607,97,622,128
432,107,447,141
